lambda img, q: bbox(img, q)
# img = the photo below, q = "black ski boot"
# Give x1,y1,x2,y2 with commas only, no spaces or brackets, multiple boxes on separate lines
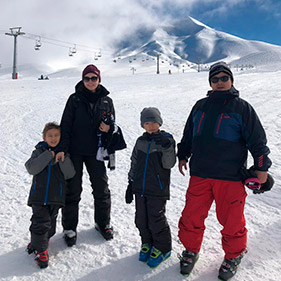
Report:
218,251,246,281
95,224,114,240
63,230,77,247
178,250,199,276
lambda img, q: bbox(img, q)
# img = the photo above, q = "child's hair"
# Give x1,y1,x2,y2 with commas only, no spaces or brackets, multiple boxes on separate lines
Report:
42,122,61,138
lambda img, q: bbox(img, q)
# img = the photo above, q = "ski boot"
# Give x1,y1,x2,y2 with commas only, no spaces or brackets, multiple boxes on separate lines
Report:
95,224,114,241
147,247,171,268
218,251,246,281
139,244,152,262
178,250,199,276
63,230,77,247
34,249,49,269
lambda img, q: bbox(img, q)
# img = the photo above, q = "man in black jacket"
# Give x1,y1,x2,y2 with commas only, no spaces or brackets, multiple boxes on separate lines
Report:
56,65,115,245
177,62,272,281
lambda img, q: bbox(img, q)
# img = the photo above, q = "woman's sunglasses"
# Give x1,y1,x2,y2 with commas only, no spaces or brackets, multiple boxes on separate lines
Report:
83,76,98,82
210,76,230,83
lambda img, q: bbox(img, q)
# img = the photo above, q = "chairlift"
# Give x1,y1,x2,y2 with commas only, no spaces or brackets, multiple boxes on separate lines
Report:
34,37,42,50
72,44,77,54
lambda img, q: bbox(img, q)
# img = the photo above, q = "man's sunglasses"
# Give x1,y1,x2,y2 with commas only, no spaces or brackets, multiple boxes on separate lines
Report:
83,76,98,82
210,76,230,83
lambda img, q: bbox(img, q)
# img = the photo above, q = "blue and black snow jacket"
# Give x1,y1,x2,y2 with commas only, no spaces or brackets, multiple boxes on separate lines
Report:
25,142,75,206
128,131,176,199
177,86,272,181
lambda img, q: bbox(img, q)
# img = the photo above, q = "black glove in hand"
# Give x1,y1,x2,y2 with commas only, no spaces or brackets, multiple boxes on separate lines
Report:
153,132,171,148
253,173,274,194
125,180,134,204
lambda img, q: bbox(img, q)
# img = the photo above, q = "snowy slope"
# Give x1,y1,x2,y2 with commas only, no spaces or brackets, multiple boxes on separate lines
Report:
0,66,280,281
114,16,281,67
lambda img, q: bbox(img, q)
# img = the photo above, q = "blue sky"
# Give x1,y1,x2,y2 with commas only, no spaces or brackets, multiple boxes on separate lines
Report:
190,0,281,46
155,0,281,46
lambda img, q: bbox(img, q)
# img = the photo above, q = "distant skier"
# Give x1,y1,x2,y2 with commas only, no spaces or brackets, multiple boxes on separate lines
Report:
125,107,176,268
25,122,75,268
177,62,272,280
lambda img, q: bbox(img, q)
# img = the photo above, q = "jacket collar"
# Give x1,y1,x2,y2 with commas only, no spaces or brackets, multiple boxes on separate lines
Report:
207,86,239,99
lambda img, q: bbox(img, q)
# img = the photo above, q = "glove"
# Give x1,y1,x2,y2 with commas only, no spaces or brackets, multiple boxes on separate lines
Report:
153,132,171,148
101,112,115,135
253,173,274,194
241,166,274,194
125,180,134,204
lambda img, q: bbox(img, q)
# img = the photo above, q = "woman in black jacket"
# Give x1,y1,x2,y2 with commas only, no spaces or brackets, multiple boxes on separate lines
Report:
56,64,115,245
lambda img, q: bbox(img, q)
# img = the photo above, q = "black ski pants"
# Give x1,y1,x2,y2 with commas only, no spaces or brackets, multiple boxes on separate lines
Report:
62,155,110,232
30,204,60,252
135,194,171,254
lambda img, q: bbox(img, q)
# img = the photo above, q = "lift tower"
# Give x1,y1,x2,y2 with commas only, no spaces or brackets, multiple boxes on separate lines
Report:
5,27,25,79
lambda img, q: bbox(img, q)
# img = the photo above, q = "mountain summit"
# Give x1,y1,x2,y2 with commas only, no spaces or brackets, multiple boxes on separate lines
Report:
114,16,281,67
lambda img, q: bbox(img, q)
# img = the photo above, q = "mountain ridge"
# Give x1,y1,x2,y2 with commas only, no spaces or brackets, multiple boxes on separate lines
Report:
113,16,281,67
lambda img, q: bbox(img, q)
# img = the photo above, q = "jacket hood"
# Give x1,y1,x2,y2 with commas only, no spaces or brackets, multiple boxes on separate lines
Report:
35,141,48,149
35,141,58,152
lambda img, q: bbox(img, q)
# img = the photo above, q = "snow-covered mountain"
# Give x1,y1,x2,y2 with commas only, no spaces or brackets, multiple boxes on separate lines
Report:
113,16,281,68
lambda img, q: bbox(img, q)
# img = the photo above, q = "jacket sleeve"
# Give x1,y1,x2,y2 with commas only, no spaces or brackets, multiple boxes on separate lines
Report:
59,95,76,153
241,101,272,171
160,135,176,169
58,154,76,180
25,149,53,175
128,140,139,181
177,105,195,161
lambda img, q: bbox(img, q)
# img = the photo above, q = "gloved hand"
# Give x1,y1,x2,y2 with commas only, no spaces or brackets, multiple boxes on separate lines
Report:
241,166,274,194
253,173,274,194
101,111,115,135
153,132,171,148
125,180,134,204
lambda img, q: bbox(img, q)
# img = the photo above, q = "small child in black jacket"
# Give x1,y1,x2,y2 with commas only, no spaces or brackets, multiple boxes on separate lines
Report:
25,122,75,268
126,107,176,268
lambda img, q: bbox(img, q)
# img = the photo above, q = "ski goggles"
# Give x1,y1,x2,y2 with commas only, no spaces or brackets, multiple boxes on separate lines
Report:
83,76,98,82
244,178,261,190
210,76,230,83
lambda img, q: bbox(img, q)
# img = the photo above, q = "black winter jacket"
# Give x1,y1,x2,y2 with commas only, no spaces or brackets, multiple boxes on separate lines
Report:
59,82,115,155
25,142,76,206
177,87,271,181
128,131,176,199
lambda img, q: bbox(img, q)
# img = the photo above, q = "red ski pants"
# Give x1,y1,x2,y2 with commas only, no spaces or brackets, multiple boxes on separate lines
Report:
178,176,247,259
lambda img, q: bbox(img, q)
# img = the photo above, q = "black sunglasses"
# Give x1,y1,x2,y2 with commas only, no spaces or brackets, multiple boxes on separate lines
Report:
210,76,230,83
83,76,98,82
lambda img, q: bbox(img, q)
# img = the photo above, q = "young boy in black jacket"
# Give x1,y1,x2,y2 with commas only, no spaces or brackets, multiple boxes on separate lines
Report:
126,107,176,268
25,122,75,268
